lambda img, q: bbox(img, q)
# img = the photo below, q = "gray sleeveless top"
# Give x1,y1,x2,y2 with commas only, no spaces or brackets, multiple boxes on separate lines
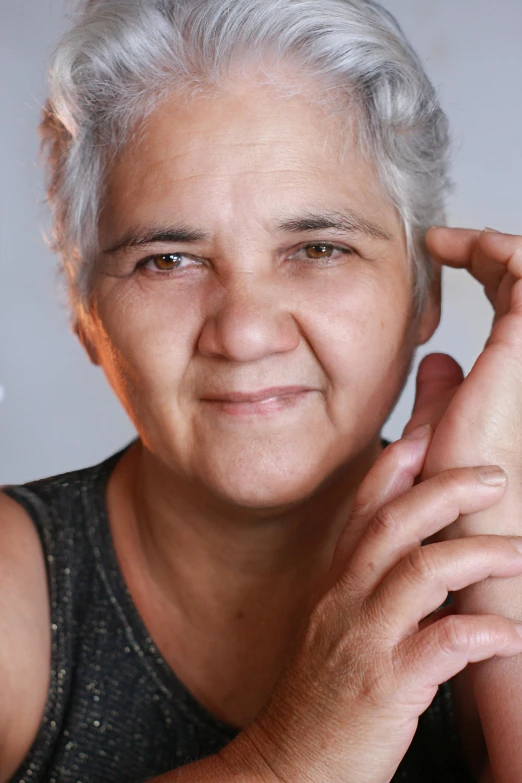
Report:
2,440,475,783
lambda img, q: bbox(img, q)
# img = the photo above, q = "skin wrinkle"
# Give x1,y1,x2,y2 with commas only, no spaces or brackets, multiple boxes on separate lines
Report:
81,75,440,727
102,208,395,259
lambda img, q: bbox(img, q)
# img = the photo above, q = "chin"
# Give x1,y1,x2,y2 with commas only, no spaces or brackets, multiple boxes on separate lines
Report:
211,475,322,511
197,445,339,510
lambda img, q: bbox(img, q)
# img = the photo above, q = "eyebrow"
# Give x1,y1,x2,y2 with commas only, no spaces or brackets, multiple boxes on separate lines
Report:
272,210,395,241
103,224,209,255
102,209,395,256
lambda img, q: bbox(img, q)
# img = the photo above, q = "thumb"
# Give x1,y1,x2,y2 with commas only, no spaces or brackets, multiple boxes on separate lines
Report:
403,353,464,436
413,353,464,411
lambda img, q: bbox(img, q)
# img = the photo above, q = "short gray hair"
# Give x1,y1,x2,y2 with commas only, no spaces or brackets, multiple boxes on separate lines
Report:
41,0,452,324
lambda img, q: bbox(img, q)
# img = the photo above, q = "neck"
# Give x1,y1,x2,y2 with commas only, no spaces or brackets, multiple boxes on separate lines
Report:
121,436,383,626
108,435,384,727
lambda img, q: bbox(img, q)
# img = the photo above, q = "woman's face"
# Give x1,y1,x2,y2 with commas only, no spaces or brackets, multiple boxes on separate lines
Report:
89,77,439,508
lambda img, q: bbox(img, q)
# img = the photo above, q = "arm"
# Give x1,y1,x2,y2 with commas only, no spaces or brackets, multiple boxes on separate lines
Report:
143,732,279,782
447,545,522,783
452,502,522,783
404,226,522,783
0,491,51,783
0,489,271,783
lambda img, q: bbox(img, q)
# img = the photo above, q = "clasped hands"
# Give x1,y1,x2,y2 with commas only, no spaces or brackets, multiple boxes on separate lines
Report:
234,228,522,783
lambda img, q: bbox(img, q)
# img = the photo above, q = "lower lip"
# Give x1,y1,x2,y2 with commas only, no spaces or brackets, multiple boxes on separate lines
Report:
202,390,314,417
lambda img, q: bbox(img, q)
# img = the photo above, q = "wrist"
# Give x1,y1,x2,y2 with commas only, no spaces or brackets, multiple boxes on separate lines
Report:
219,725,289,783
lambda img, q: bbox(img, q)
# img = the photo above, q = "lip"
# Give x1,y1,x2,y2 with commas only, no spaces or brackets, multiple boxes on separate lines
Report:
201,386,314,403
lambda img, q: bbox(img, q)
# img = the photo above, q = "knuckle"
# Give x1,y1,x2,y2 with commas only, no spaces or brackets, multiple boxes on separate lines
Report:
349,494,375,524
306,586,356,651
335,566,367,602
432,467,475,510
370,502,401,538
360,594,396,640
436,467,466,494
301,593,372,690
483,614,513,646
435,615,471,654
307,589,338,636
357,653,397,704
405,545,438,582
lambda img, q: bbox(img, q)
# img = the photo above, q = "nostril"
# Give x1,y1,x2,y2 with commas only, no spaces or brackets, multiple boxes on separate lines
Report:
197,299,300,362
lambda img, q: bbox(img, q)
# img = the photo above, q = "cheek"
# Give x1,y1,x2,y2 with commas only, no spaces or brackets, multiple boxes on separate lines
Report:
93,260,413,428
297,270,416,452
301,272,413,388
92,283,200,407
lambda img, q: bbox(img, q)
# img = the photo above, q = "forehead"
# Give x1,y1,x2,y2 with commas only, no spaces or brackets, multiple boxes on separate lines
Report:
102,78,399,237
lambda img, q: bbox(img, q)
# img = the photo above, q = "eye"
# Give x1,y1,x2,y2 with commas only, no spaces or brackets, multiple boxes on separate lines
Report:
138,253,200,274
292,243,356,264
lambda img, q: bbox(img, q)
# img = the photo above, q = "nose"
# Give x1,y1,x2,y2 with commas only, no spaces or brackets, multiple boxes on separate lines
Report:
197,273,301,362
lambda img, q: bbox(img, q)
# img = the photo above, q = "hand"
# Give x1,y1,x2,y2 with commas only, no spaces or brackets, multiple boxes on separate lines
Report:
427,227,522,327
222,431,522,783
402,227,522,547
418,228,522,481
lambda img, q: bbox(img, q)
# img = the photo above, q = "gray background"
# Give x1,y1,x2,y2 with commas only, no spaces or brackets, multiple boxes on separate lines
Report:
1,0,521,485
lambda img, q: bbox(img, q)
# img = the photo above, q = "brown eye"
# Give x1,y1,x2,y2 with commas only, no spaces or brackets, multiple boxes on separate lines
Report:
152,254,180,270
138,252,203,276
305,244,334,259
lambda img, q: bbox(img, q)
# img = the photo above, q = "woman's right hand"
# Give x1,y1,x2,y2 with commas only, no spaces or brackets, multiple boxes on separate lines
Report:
221,427,522,783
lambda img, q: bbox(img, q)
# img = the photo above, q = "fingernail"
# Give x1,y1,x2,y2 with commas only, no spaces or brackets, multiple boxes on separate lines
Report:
403,424,431,441
515,624,522,638
476,466,507,486
484,227,501,233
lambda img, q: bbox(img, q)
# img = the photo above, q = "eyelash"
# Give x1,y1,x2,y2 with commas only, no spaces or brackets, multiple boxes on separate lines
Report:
136,242,357,276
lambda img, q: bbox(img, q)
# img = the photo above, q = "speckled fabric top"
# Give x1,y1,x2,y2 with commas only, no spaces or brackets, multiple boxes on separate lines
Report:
2,440,475,783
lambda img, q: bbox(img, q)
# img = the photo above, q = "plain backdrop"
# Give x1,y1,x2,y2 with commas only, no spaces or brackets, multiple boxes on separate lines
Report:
1,0,521,484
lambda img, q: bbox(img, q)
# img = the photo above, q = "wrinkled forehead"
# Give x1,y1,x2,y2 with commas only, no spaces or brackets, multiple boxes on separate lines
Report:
100,75,400,243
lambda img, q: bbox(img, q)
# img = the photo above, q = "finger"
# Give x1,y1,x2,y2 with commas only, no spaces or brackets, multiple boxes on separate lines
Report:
492,270,518,324
371,535,522,642
425,227,504,298
426,227,499,271
402,353,463,437
342,466,508,595
413,353,464,410
473,233,522,315
480,231,522,279
426,227,522,298
328,428,432,586
397,613,522,700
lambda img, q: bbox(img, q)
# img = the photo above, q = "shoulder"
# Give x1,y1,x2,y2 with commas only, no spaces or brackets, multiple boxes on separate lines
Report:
0,444,134,780
0,490,50,782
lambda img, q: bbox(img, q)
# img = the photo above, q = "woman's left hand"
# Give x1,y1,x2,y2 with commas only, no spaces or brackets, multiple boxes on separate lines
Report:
404,226,522,536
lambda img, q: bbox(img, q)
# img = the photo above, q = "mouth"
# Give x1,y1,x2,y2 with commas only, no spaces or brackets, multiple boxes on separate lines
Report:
200,386,316,416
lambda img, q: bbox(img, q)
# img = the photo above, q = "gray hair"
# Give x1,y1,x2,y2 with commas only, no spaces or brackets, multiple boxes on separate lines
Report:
41,0,452,325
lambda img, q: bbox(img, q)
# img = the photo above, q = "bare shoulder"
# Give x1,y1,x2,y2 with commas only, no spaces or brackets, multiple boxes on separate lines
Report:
0,490,51,783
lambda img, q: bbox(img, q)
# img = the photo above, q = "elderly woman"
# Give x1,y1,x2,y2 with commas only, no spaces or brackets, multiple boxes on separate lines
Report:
2,0,522,781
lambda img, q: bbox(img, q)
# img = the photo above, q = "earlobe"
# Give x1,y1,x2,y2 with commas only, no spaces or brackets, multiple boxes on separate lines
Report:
415,263,442,346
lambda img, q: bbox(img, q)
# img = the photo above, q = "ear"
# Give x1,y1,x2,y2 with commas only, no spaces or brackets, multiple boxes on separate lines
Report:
74,318,100,366
414,263,442,346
